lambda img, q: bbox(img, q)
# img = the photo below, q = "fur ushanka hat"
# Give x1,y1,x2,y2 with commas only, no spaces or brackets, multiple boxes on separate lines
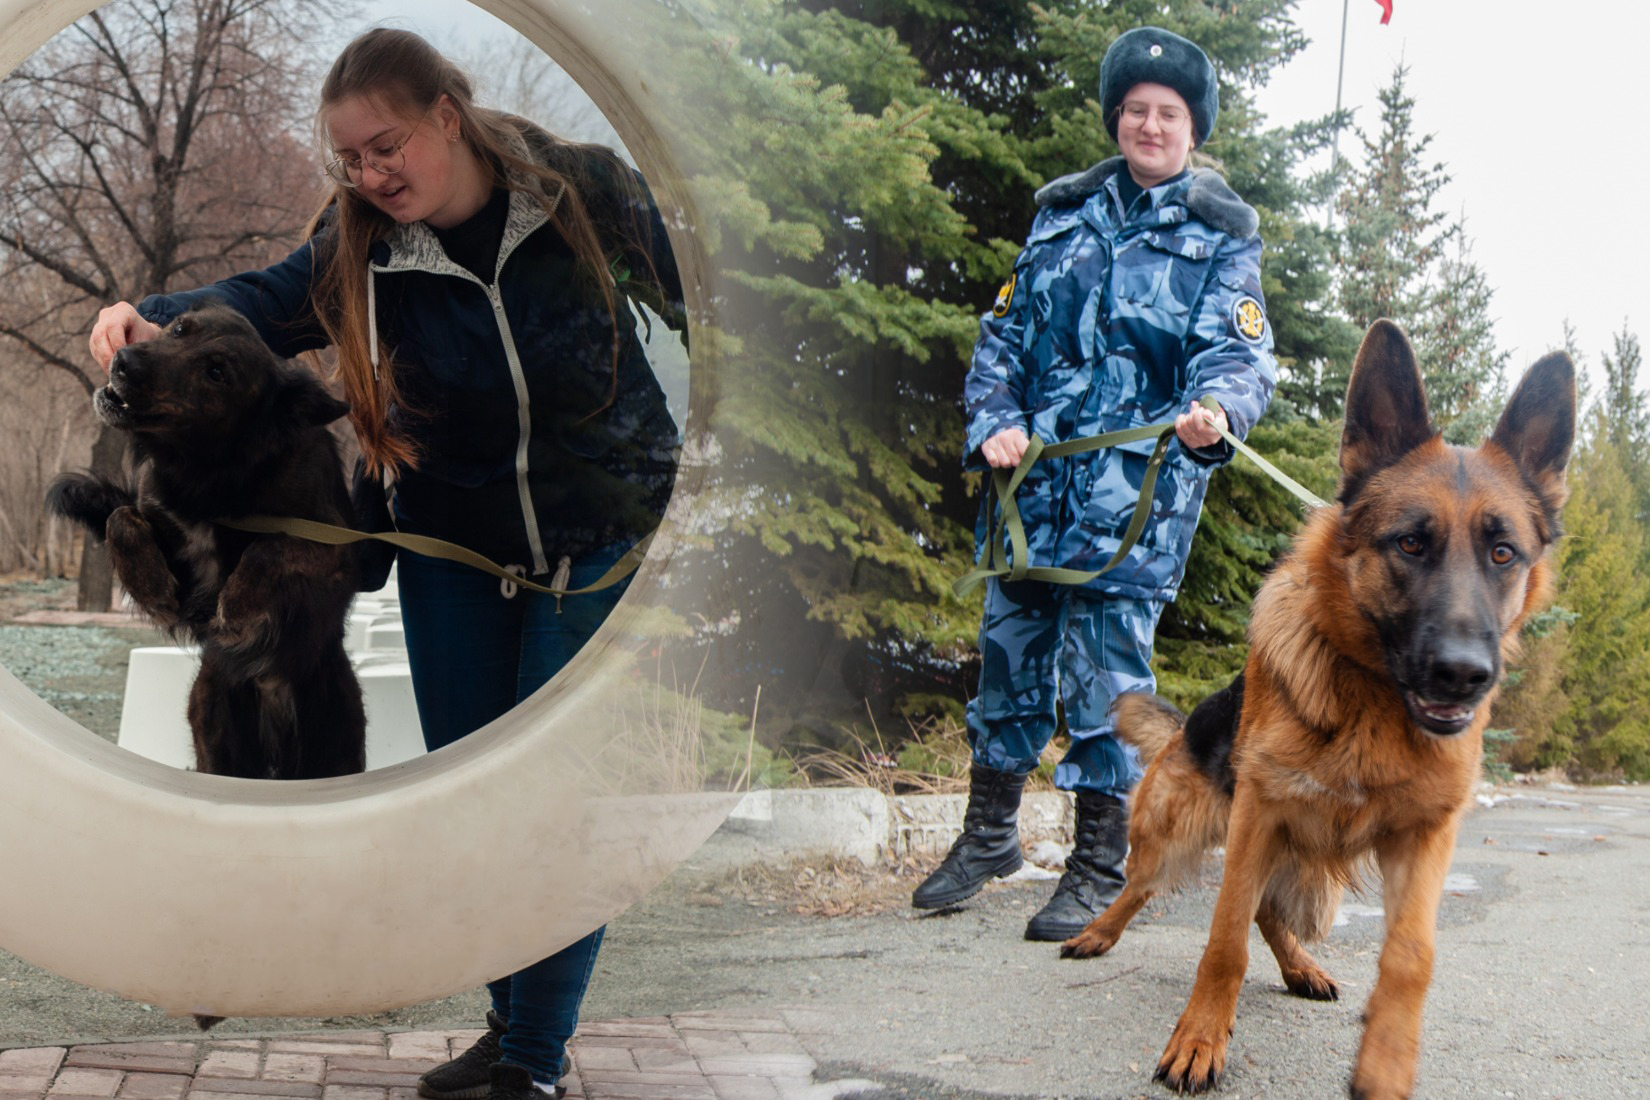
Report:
1099,26,1219,146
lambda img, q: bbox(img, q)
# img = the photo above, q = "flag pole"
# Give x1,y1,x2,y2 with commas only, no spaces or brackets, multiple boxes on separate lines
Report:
1327,0,1350,229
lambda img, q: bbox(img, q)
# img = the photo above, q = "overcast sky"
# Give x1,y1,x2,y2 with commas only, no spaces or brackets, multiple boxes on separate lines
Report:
1256,0,1647,392
366,0,1646,393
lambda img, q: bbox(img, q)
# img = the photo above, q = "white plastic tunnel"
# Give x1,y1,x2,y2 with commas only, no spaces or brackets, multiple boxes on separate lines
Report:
0,0,769,1019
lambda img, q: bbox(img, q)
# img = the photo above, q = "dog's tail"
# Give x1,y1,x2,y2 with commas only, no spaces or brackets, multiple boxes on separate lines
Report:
1111,692,1187,760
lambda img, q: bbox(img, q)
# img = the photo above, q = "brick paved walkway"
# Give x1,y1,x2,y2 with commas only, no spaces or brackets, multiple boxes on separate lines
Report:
0,1013,874,1100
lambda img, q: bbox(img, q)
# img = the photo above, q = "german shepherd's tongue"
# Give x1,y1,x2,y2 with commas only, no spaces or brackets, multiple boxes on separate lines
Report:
1407,692,1475,734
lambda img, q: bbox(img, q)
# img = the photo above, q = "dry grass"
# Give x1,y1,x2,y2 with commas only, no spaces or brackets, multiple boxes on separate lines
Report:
556,659,782,798
788,713,1062,795
554,659,717,798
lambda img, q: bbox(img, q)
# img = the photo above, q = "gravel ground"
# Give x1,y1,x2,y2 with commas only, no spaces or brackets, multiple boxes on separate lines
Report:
0,620,164,742
0,576,161,742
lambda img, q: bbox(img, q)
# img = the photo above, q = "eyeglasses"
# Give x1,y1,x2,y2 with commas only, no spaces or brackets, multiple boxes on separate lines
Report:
323,123,420,187
1118,101,1190,133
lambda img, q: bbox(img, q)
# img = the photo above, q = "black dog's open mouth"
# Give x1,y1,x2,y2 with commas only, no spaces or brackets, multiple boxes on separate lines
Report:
93,382,136,425
1404,691,1479,736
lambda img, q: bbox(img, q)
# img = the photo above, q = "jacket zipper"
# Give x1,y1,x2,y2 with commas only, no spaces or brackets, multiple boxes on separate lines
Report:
485,280,550,576
370,192,557,577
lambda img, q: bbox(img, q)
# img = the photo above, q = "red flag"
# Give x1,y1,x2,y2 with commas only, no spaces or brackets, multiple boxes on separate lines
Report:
1375,0,1393,23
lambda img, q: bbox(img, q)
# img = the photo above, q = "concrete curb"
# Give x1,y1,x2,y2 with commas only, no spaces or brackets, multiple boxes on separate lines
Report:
691,788,1075,868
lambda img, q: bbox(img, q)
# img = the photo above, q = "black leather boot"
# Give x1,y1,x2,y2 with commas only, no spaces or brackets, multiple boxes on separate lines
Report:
1024,791,1129,941
912,763,1027,909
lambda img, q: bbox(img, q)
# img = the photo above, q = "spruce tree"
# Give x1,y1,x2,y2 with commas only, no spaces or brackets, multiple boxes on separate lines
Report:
1547,416,1650,778
1412,232,1508,443
1334,64,1454,325
1500,323,1650,778
1331,63,1454,413
1599,326,1648,473
643,0,1004,737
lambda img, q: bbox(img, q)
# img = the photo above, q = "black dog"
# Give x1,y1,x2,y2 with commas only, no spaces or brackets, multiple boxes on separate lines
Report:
50,305,366,780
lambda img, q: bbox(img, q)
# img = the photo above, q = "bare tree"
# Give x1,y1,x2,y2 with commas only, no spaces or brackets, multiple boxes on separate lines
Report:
459,34,625,153
0,377,93,578
0,0,341,607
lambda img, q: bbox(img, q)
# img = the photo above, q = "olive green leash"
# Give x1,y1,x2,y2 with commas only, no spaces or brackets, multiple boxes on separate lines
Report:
215,515,652,609
952,396,1326,599
219,398,1323,607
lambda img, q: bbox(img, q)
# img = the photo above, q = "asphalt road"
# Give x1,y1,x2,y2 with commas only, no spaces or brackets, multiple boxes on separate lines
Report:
3,781,1646,1100
591,780,1650,1099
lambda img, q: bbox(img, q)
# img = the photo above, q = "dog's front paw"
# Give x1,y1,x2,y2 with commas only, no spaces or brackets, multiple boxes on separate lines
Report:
1154,1017,1230,1095
106,507,180,620
210,567,282,651
105,504,149,548
1349,1020,1418,1100
1282,961,1339,1001
1349,1075,1413,1100
211,589,272,650
1060,922,1120,959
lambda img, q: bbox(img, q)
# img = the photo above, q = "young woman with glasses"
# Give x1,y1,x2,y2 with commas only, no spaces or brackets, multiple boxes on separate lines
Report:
88,27,684,1100
915,26,1277,945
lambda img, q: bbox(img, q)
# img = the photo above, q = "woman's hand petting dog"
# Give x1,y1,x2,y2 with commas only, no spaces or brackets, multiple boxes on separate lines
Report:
88,301,164,373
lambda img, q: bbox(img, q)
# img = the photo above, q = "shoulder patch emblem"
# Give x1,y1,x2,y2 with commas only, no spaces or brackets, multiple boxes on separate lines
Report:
992,273,1017,317
1233,296,1266,343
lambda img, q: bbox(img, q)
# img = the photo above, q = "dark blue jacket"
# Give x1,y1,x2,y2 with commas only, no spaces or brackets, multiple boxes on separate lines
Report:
139,136,683,575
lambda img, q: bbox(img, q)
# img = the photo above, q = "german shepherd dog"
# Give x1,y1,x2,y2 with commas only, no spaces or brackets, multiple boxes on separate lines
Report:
49,304,366,781
1059,321,1575,1099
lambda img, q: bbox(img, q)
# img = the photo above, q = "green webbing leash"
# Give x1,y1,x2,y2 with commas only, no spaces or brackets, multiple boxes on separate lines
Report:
952,396,1326,599
215,515,653,609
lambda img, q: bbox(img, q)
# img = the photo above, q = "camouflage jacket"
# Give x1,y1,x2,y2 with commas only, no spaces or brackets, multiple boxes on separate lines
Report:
963,157,1276,601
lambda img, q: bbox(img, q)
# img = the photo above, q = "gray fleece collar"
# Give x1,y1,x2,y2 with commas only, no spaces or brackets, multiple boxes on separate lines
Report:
372,128,565,279
362,127,564,377
1034,156,1259,240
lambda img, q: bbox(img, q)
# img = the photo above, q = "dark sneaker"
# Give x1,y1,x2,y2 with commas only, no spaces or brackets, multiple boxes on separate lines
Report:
417,1011,507,1100
486,1061,566,1100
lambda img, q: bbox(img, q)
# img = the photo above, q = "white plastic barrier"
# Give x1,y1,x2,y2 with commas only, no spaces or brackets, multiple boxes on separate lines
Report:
0,0,742,1020
116,574,427,771
114,647,427,772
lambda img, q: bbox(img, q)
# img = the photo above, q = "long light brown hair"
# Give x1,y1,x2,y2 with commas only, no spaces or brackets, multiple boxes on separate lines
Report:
308,28,646,474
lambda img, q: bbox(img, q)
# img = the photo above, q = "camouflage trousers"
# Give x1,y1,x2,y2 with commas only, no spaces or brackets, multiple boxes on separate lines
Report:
965,577,1163,797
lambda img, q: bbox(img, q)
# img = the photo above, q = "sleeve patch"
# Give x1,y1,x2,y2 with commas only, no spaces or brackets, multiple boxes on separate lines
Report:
1232,296,1266,343
992,273,1017,317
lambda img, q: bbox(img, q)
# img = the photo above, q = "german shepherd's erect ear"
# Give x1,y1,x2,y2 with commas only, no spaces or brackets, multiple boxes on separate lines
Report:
1338,319,1435,501
1489,350,1576,524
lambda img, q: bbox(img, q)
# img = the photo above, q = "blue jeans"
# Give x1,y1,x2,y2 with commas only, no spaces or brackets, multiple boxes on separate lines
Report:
965,578,1163,797
398,546,630,1086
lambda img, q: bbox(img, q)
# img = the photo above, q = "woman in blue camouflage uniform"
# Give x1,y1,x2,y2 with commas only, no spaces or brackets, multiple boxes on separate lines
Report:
912,27,1276,941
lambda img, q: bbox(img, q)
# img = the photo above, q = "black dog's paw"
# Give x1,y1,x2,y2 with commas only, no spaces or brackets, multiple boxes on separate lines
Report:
46,471,133,538
106,506,181,622
105,505,155,558
210,574,276,650
192,1014,225,1031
